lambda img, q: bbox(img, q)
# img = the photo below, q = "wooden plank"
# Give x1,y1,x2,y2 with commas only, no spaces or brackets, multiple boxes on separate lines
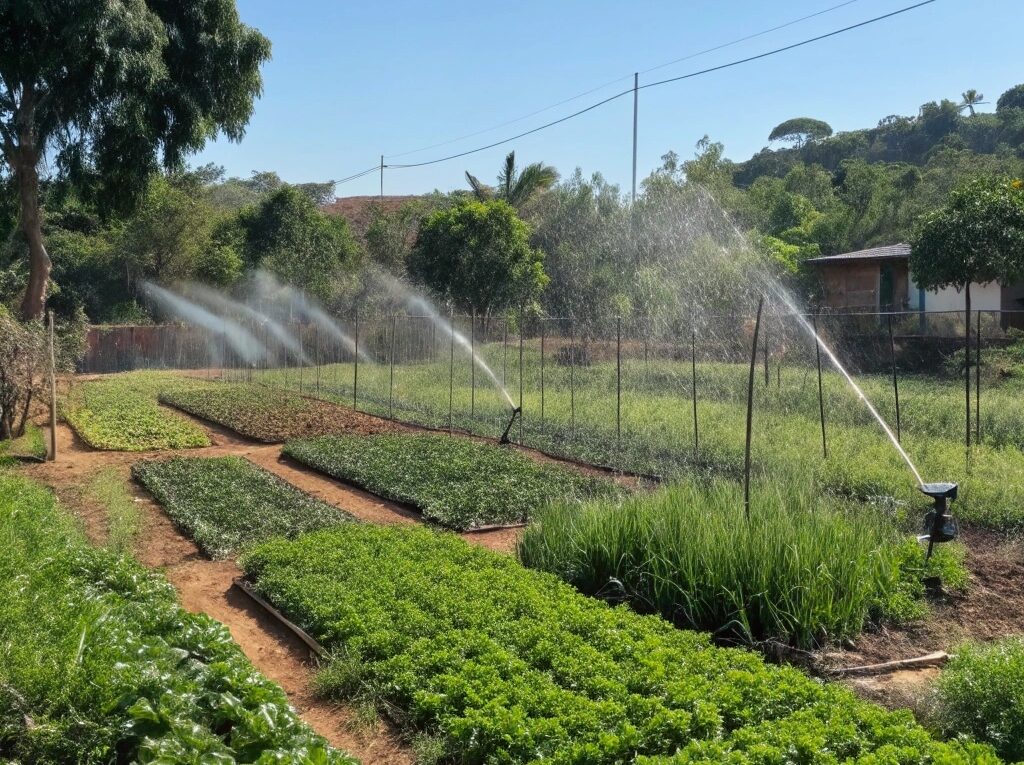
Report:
232,577,325,658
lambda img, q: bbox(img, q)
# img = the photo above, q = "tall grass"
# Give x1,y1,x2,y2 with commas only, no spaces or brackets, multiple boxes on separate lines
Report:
518,478,945,649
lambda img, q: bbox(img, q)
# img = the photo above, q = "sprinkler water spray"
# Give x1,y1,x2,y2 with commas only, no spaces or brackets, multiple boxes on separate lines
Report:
918,482,959,560
499,406,522,445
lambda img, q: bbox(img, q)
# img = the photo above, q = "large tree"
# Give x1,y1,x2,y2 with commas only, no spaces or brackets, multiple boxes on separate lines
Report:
465,151,558,210
911,176,1024,445
768,118,833,148
238,186,358,301
409,199,547,319
0,1,271,318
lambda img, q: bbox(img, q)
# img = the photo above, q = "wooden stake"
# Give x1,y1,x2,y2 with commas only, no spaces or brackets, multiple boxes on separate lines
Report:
47,311,57,462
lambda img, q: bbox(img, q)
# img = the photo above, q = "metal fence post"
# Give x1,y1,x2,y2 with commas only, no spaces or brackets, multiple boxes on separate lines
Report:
449,310,455,434
519,307,524,445
315,322,320,395
570,317,576,437
813,312,827,458
470,310,476,416
616,316,622,448
353,312,359,409
888,314,901,443
976,309,981,444
540,319,546,428
691,317,698,459
48,311,57,462
744,298,765,520
389,314,397,419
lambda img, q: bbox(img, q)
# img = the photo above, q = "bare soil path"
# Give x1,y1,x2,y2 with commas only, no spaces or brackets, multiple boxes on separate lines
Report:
23,420,417,764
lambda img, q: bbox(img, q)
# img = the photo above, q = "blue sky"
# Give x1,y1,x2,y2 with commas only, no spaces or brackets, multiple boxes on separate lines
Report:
195,0,1024,197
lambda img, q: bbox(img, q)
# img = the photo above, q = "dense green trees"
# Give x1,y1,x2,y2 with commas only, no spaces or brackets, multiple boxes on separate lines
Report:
409,200,547,318
0,0,271,319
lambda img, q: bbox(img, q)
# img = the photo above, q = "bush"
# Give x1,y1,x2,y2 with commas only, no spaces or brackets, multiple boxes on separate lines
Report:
240,524,996,764
133,456,355,558
935,637,1024,761
0,471,354,764
283,432,618,530
518,478,963,648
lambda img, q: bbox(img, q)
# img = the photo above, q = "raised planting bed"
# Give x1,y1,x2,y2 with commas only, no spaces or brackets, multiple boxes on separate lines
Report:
133,455,356,558
63,374,209,451
518,476,967,649
239,523,997,764
283,432,619,531
160,382,390,442
0,471,355,764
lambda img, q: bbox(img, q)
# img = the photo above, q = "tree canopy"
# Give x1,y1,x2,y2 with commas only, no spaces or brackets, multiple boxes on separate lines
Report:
0,0,271,318
466,152,559,210
409,200,547,317
910,177,1024,292
768,118,833,147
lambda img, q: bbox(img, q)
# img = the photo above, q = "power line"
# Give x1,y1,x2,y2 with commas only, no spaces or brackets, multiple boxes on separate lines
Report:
384,0,863,161
641,0,935,91
384,0,935,172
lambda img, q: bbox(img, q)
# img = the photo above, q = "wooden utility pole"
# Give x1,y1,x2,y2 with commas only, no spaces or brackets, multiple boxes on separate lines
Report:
47,311,57,461
631,73,639,203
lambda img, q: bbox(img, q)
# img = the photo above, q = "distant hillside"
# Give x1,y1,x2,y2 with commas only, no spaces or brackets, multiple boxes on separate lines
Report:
323,195,421,239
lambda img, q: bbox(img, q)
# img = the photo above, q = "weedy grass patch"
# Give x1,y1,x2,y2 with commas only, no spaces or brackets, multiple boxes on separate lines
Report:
0,471,354,764
160,382,383,442
518,477,966,649
283,432,618,530
87,466,143,555
934,637,1024,761
239,523,997,764
133,456,355,558
63,374,209,450
0,422,46,464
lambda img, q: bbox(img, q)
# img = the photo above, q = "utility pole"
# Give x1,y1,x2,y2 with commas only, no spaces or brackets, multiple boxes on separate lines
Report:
631,72,639,203
379,155,384,201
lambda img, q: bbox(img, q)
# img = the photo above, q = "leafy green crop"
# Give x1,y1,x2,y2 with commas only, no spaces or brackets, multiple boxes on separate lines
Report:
133,456,355,558
284,432,618,530
160,382,382,442
518,477,966,648
240,524,997,764
935,637,1024,761
64,374,209,450
0,471,356,764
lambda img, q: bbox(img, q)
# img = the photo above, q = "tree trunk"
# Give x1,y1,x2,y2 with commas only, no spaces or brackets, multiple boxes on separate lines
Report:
17,153,49,320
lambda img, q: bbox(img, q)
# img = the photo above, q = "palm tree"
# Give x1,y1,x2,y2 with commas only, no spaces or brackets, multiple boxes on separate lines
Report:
465,151,558,209
959,89,987,116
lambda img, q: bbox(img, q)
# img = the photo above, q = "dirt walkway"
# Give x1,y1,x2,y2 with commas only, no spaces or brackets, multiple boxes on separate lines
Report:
24,422,415,764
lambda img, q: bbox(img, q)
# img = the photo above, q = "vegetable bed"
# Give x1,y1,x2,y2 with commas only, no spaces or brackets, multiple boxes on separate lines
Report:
240,524,997,764
133,456,355,558
284,432,618,530
160,382,387,442
64,374,209,450
518,476,966,649
0,471,354,764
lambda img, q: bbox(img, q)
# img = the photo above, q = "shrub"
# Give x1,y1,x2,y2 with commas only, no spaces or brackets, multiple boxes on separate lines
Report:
0,471,354,764
133,456,355,558
935,637,1024,761
283,432,617,530
239,524,996,764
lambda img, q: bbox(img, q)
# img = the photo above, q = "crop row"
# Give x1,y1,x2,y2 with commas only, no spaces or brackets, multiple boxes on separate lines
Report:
160,382,388,442
133,455,355,558
518,476,966,649
0,470,355,764
240,523,997,764
283,432,618,530
64,374,209,450
285,361,1024,531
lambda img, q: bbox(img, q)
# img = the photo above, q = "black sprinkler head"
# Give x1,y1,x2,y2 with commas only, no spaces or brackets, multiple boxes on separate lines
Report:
498,406,522,445
919,482,958,500
918,481,959,559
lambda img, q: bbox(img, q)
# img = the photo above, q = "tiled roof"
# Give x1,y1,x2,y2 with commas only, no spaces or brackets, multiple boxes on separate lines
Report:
805,243,911,264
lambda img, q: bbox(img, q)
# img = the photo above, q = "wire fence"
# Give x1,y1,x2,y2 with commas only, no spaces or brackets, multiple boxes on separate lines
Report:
80,309,1024,479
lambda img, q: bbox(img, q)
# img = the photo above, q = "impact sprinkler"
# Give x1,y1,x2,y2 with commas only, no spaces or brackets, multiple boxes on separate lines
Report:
918,482,960,560
498,406,522,445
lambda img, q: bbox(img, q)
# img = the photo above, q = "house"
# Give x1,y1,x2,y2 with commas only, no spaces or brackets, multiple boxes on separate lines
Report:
805,243,1024,313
